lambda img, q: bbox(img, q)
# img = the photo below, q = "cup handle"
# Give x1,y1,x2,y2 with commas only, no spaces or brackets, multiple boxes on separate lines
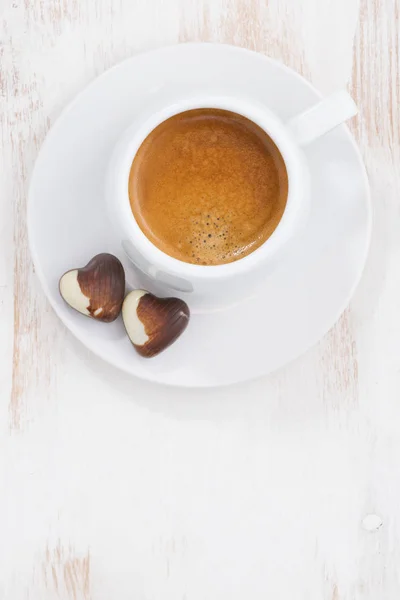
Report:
286,91,357,146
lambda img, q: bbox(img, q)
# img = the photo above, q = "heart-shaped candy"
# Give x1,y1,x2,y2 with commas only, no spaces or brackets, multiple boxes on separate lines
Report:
59,253,125,322
122,290,190,357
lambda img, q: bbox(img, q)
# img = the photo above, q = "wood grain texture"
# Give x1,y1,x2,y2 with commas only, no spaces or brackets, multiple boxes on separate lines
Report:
35,543,91,600
1,0,399,598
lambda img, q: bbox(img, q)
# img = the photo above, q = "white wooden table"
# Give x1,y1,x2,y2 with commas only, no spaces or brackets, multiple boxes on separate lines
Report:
1,0,399,598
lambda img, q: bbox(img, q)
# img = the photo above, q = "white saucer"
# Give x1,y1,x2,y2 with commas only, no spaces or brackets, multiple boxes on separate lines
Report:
28,43,371,388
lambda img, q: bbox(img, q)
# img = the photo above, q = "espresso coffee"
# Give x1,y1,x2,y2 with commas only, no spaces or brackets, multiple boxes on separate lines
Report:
129,109,288,266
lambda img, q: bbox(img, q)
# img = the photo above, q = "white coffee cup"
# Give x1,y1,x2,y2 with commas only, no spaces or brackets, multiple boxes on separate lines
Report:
106,91,357,305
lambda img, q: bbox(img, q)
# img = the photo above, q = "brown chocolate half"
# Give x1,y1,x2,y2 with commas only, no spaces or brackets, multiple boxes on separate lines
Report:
77,253,125,322
136,294,190,357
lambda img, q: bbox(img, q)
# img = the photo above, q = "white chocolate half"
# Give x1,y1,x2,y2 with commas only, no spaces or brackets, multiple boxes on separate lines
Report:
60,270,90,316
122,290,149,346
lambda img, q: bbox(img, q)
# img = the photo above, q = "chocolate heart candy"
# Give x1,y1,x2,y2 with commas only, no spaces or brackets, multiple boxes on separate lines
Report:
59,253,125,322
122,290,190,357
